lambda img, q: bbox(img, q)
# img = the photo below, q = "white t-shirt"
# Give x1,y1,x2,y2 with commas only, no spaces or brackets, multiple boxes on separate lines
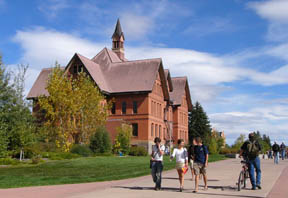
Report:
152,145,165,161
172,148,188,163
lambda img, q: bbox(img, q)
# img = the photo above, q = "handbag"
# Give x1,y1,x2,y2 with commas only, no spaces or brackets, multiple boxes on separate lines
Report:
182,165,188,174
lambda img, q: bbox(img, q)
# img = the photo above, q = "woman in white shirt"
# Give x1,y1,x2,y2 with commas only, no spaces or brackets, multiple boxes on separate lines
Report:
170,139,188,192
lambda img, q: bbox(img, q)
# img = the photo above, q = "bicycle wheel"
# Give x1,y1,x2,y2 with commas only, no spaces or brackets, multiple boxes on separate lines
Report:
238,171,244,191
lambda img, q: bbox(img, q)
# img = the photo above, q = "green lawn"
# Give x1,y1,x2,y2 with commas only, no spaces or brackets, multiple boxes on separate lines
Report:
0,154,226,189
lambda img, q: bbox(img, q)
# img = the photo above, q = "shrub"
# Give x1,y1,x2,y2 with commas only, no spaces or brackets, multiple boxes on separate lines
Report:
219,147,239,154
90,127,112,154
0,158,20,165
129,146,148,156
70,144,92,157
31,155,42,164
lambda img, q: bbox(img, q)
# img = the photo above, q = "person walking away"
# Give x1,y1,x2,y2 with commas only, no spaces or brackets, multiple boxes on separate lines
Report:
280,142,286,160
272,142,280,164
151,137,165,191
170,139,188,192
268,149,273,159
188,139,196,181
240,133,262,190
193,137,209,193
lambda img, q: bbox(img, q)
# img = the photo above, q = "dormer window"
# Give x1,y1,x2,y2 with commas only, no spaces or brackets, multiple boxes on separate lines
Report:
73,65,77,74
73,65,83,74
78,65,82,73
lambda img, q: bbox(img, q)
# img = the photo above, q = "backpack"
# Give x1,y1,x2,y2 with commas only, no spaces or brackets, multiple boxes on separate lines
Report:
247,141,259,158
272,144,280,152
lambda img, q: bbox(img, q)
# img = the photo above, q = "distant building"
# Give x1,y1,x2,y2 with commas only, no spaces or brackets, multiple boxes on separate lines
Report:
212,128,226,148
27,19,193,153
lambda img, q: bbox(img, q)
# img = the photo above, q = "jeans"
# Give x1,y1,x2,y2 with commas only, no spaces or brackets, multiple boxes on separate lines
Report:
248,156,261,188
274,152,279,164
151,161,163,188
281,150,285,160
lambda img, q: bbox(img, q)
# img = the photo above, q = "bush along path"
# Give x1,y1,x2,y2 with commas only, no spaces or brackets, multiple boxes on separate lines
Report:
0,154,226,189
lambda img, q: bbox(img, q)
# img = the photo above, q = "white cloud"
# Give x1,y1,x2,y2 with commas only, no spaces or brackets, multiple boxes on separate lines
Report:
210,105,288,144
248,0,288,42
13,27,107,67
248,0,288,22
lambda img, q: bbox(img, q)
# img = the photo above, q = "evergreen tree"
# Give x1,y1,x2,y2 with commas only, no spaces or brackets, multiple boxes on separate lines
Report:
188,101,212,145
0,56,35,157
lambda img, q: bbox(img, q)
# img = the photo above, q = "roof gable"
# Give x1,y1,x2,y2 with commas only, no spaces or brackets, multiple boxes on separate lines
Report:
170,77,192,111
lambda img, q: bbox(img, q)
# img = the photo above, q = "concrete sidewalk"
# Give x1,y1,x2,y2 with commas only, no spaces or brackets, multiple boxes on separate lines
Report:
1,158,287,198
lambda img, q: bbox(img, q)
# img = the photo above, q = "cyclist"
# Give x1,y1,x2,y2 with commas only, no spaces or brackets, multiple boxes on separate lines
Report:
240,133,262,190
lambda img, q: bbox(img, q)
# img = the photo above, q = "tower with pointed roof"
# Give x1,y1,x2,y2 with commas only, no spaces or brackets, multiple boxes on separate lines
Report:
112,19,125,61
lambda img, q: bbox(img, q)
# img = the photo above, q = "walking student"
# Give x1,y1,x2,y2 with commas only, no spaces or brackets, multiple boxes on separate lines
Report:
272,142,280,164
151,137,165,191
193,137,209,193
170,139,188,192
240,133,262,190
280,142,286,160
188,139,196,181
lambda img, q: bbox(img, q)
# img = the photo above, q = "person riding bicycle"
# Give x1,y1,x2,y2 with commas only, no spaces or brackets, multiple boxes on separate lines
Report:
240,133,262,190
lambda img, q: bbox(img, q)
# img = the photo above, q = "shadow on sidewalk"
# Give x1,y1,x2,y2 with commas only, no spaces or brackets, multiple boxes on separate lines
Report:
162,177,220,182
185,192,264,198
112,185,263,197
112,186,181,192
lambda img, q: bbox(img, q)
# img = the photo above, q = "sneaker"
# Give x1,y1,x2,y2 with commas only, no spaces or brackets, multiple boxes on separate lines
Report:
256,185,262,190
252,186,256,190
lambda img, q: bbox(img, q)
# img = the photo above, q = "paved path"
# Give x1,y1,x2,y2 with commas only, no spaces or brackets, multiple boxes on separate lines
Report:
1,158,287,198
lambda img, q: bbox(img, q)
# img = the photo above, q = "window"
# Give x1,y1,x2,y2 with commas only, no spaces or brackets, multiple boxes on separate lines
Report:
132,123,138,137
73,65,77,74
78,65,82,73
133,101,138,114
159,125,161,138
111,102,116,114
151,123,154,137
122,102,126,114
155,124,158,137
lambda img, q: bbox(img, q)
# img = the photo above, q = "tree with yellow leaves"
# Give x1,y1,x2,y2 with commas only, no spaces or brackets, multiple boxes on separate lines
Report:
38,64,110,152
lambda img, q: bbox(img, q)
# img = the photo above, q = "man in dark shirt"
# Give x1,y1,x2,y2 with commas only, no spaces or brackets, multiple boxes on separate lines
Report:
193,137,209,193
240,133,262,190
272,142,280,164
188,139,196,181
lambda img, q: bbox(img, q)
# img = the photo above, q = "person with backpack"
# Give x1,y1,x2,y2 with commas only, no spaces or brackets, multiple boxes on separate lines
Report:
240,133,262,190
192,137,209,193
272,142,280,164
280,142,286,160
151,137,165,191
170,139,188,192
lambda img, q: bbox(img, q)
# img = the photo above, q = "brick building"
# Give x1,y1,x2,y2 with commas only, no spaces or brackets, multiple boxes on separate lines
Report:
27,19,193,153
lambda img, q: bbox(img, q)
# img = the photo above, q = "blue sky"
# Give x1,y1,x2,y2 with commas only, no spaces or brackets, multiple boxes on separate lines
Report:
1,0,288,145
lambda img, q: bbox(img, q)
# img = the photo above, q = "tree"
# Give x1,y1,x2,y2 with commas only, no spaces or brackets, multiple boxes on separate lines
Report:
114,124,132,155
0,56,36,158
38,64,110,152
90,126,112,153
232,134,246,151
209,137,218,154
188,101,212,145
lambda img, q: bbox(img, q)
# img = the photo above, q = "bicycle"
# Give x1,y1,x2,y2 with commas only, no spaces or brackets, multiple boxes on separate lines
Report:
237,160,249,191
